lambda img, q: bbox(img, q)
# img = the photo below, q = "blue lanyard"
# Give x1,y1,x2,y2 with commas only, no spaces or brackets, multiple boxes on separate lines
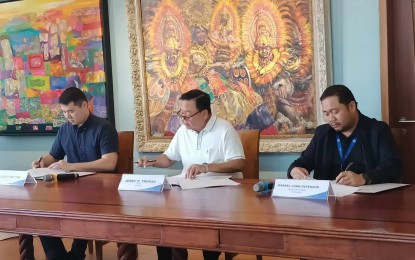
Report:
336,134,357,170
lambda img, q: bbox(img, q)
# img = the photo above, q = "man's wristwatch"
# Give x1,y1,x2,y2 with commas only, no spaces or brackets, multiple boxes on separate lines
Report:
202,163,209,173
362,172,371,185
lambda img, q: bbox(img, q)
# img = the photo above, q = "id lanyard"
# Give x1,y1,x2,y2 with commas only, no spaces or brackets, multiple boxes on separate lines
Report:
336,134,357,170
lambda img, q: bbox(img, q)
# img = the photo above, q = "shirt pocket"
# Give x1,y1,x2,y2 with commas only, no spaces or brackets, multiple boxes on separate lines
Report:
206,148,220,163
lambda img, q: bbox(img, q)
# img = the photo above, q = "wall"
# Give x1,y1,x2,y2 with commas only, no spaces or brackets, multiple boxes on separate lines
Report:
331,0,381,119
0,0,381,178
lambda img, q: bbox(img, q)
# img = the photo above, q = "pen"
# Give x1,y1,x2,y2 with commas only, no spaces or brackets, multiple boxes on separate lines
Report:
344,162,354,171
336,162,354,184
37,156,43,167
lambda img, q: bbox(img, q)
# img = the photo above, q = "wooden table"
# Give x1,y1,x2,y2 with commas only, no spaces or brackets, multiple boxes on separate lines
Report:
0,174,414,260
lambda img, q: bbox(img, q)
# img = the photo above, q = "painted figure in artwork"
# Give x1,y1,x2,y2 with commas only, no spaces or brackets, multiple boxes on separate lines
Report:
242,0,314,134
146,0,190,136
142,0,316,138
202,0,266,129
209,9,241,78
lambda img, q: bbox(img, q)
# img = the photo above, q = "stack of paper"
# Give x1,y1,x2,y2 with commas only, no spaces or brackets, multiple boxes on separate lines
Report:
326,180,408,197
356,183,409,193
167,174,239,189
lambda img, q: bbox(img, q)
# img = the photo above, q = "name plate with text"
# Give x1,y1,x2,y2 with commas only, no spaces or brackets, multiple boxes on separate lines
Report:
0,170,37,186
118,174,171,192
271,179,332,200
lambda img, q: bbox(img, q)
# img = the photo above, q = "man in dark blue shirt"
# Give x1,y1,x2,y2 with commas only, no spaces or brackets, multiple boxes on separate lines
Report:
32,87,118,260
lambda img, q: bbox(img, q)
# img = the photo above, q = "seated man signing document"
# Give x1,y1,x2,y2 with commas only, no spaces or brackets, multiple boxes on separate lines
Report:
137,89,245,260
137,89,245,179
31,87,119,260
288,84,402,186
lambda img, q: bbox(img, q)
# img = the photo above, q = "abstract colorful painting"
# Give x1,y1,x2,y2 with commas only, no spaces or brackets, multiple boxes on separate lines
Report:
127,0,331,152
0,0,113,135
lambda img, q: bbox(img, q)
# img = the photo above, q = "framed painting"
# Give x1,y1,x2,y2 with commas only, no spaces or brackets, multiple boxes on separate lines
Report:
0,0,114,135
127,0,332,152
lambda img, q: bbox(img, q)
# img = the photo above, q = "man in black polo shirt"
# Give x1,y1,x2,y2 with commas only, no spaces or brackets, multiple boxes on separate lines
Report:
31,87,118,260
288,84,402,186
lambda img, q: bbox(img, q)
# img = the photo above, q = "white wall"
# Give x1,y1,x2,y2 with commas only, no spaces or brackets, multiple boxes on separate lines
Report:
331,0,381,119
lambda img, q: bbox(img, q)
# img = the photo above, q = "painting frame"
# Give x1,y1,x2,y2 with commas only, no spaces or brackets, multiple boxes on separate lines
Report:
0,1,22,3
0,0,114,136
127,0,332,152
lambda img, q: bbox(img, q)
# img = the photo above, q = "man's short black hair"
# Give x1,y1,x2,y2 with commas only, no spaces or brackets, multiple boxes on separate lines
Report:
59,87,88,107
320,84,357,107
179,89,211,114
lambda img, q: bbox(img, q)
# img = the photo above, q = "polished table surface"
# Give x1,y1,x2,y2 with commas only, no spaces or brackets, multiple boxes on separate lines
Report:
0,174,415,259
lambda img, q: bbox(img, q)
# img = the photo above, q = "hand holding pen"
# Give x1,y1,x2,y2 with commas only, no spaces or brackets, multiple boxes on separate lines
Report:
335,162,364,186
31,156,43,169
335,162,354,184
135,156,156,168
344,162,354,172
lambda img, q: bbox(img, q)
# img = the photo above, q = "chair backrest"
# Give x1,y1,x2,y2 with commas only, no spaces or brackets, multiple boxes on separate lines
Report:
237,129,260,179
114,131,134,174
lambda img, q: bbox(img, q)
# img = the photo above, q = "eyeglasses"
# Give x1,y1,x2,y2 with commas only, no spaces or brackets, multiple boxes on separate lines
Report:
176,109,202,121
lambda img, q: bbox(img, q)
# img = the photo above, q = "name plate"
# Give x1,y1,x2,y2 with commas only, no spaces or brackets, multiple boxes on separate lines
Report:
118,174,171,192
271,179,332,200
0,170,37,186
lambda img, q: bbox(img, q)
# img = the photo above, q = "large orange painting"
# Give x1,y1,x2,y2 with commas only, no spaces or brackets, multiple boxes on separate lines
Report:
128,0,331,152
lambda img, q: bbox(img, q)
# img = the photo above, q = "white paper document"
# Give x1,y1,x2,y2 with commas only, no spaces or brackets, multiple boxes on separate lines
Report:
356,183,409,193
330,182,360,197
329,181,408,196
167,172,233,186
27,168,95,179
177,177,239,190
28,168,65,178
